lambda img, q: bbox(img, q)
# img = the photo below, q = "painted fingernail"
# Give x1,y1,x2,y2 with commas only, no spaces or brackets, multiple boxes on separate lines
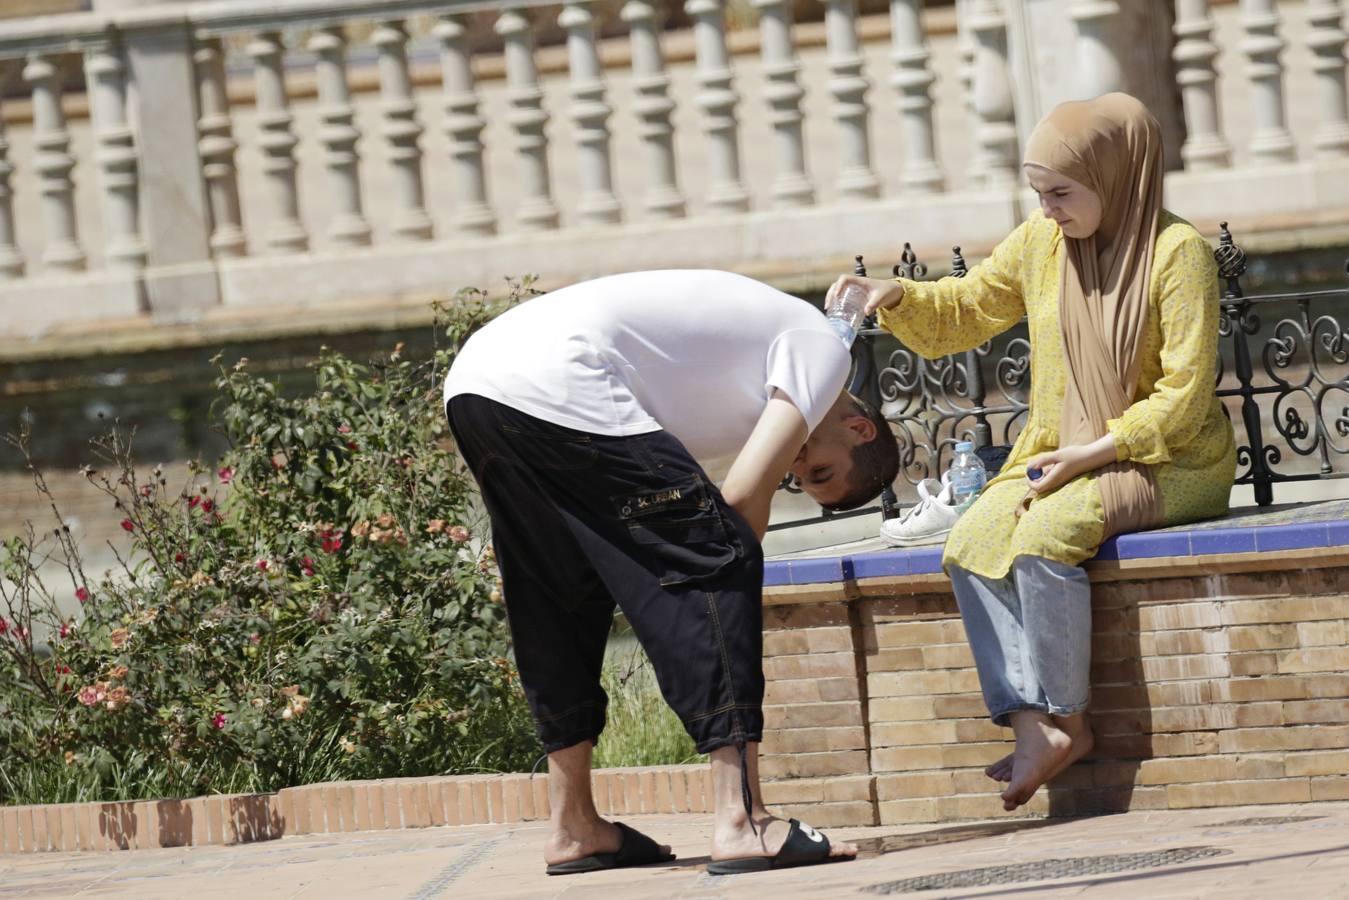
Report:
1027,466,1042,481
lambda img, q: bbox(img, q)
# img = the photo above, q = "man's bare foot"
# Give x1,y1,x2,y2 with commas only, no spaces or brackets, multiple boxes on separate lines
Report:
985,753,1014,783
545,818,672,866
712,812,858,862
1000,713,1072,811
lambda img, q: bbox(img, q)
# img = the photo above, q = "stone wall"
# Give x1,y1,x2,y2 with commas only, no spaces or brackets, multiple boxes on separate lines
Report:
758,551,1349,827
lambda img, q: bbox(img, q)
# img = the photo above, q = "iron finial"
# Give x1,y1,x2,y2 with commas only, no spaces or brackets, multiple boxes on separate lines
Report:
892,242,927,280
1215,221,1247,299
951,246,968,278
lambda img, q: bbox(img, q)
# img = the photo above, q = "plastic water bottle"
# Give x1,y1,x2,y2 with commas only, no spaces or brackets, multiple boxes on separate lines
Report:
949,441,987,514
824,283,868,347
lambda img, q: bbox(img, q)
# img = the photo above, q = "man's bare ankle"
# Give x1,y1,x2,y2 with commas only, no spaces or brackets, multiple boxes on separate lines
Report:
552,815,611,840
716,809,775,836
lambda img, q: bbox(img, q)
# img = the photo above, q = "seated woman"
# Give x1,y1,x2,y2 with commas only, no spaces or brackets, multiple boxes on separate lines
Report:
832,93,1237,810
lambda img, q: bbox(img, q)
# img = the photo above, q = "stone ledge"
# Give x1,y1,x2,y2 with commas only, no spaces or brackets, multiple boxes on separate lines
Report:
0,764,710,855
766,499,1349,601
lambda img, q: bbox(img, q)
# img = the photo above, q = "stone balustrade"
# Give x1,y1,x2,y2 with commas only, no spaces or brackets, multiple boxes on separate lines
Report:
0,0,1345,341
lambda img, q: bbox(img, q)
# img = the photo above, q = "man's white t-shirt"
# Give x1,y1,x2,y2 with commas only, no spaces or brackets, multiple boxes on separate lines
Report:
443,269,852,469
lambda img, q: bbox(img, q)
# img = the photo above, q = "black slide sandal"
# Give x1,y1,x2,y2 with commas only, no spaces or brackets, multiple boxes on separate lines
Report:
706,819,850,875
545,821,676,875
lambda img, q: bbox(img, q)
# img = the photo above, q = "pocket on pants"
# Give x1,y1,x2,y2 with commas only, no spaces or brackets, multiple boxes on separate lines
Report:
612,477,743,586
499,422,599,471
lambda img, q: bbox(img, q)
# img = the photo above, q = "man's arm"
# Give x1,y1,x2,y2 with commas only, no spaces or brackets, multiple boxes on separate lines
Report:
719,389,809,541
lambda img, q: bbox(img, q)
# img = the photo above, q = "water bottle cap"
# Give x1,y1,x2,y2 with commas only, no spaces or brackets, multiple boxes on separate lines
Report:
955,441,974,452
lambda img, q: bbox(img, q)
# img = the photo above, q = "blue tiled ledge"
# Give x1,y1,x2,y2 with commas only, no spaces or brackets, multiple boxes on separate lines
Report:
763,515,1349,588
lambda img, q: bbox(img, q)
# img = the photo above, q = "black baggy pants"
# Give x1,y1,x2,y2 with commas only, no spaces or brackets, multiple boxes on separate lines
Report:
446,393,766,755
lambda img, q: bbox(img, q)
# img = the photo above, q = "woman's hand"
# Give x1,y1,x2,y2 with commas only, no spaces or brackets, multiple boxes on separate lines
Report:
1024,434,1120,497
826,274,905,317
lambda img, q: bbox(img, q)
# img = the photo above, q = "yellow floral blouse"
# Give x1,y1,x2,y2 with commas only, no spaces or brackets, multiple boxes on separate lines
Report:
879,209,1237,579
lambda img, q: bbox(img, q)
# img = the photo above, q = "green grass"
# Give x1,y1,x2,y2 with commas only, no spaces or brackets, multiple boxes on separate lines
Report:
592,630,705,769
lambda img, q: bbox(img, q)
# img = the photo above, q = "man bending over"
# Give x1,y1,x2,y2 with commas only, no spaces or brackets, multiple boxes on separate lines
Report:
444,269,898,875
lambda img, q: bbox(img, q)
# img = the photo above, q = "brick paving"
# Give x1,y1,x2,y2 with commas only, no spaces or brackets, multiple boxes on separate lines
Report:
1,800,1346,898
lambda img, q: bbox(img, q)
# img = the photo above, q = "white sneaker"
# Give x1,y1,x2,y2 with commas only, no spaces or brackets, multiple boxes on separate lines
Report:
879,475,961,547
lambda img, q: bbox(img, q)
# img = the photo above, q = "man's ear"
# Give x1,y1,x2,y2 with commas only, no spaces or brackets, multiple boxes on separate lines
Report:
842,413,877,443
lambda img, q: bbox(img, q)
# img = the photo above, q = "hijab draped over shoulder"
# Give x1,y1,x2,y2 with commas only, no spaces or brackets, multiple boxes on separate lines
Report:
1023,92,1166,539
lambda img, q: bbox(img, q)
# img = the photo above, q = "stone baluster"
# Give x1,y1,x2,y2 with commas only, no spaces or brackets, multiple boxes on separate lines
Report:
1239,0,1296,163
247,32,308,253
193,37,246,257
967,0,1017,188
824,0,880,199
1172,0,1232,170
753,0,814,207
85,38,146,271
435,15,497,236
621,0,686,219
685,0,749,212
310,26,372,247
955,0,977,117
1069,0,1124,97
560,0,622,224
1306,0,1349,158
373,21,434,241
496,9,560,230
889,0,944,193
24,53,85,272
0,103,24,278
955,0,981,180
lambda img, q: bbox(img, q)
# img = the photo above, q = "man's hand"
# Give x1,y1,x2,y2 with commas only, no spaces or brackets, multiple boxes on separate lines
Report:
720,390,809,540
1024,434,1120,497
826,274,906,317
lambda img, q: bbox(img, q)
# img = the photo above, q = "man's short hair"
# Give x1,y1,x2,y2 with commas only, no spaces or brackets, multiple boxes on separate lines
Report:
821,394,900,512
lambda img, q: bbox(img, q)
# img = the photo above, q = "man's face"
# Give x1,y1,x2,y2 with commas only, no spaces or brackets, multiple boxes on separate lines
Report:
789,414,874,507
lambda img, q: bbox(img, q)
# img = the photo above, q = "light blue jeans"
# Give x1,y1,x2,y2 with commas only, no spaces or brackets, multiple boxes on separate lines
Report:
948,556,1092,726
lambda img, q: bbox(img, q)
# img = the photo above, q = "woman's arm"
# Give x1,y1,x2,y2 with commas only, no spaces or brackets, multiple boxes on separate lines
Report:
836,218,1034,359
1105,231,1223,465
1022,434,1118,496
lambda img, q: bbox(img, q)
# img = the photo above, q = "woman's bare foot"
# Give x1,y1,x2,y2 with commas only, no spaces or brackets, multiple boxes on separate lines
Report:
545,818,672,866
1000,712,1073,811
985,753,1014,783
1045,713,1094,781
989,715,1094,798
712,811,857,862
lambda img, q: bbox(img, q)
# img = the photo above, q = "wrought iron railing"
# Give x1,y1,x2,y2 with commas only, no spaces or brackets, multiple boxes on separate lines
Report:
770,223,1349,532
1215,224,1349,505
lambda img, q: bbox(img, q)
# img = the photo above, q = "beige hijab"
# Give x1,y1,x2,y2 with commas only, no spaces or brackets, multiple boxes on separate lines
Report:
1022,92,1165,539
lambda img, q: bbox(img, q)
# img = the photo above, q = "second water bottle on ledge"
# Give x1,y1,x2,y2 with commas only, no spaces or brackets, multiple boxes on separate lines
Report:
950,441,987,513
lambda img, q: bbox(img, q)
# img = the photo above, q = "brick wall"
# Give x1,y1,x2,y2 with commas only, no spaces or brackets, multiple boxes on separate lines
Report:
758,557,1349,827
0,765,712,852
759,602,875,826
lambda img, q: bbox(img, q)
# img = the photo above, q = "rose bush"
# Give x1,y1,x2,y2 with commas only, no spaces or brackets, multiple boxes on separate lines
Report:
0,283,544,805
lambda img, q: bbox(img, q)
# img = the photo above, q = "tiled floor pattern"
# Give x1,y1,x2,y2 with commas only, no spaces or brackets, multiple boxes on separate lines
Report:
2,801,1346,898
